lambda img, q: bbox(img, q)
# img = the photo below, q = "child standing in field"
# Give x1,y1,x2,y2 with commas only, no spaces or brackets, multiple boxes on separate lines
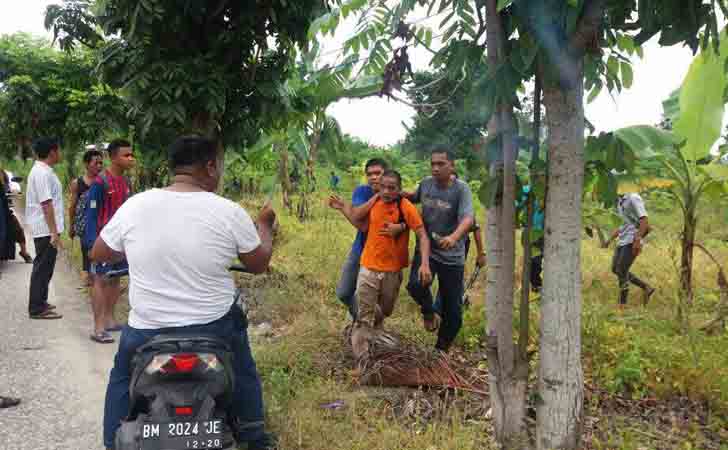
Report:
351,170,433,359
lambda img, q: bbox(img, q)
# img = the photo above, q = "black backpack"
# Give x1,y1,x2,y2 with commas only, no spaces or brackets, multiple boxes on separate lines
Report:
73,176,106,237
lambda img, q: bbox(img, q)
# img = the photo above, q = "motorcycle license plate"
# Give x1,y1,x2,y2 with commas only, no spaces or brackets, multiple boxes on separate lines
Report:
141,419,224,450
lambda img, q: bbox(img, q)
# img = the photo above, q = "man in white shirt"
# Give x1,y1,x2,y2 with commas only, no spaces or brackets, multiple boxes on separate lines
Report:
605,193,655,309
91,136,276,450
25,138,64,320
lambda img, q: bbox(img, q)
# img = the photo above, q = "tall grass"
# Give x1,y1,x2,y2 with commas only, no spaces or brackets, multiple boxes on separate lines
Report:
53,171,728,448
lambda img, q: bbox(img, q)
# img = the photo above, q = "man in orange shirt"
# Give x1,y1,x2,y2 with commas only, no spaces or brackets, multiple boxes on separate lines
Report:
352,170,433,359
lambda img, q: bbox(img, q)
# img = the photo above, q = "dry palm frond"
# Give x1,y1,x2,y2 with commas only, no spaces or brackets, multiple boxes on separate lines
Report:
348,330,485,393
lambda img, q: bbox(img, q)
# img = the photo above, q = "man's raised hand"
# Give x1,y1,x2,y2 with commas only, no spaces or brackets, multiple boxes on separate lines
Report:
257,203,276,229
328,195,346,211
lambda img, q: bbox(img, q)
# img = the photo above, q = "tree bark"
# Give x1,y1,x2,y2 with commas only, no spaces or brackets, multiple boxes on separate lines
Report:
678,210,697,328
537,63,585,450
278,143,292,210
307,114,322,189
483,1,529,447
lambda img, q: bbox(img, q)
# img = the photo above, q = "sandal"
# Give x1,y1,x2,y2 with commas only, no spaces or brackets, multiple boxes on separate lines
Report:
19,252,33,264
0,396,21,409
29,310,63,320
44,303,57,311
90,331,115,344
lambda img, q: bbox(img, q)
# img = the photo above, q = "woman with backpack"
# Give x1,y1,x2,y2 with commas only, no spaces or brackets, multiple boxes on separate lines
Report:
68,149,104,286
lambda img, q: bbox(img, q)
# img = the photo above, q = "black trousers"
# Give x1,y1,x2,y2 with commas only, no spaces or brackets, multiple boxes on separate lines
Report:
407,252,465,352
28,236,57,315
612,243,650,305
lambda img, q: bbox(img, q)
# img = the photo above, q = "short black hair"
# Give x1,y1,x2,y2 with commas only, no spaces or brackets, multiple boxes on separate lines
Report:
107,139,131,157
365,158,388,172
83,149,103,164
381,169,402,188
168,135,219,171
431,149,455,162
33,137,60,159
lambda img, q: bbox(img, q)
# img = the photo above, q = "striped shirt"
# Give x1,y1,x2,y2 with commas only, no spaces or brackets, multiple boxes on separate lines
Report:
25,161,64,238
82,170,132,249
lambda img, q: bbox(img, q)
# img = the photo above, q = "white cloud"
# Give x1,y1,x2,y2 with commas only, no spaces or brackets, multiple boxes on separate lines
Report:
0,0,54,38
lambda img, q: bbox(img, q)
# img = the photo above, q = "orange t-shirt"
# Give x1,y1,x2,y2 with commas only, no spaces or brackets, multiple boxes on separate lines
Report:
360,198,424,272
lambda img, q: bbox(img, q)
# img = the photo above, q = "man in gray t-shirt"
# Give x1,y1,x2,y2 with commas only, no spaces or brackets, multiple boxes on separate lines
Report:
605,193,654,308
405,150,474,352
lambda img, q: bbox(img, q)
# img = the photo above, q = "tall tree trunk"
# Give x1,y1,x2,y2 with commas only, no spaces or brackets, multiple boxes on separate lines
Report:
537,63,585,450
483,1,529,447
307,117,322,189
278,144,292,211
519,73,542,361
678,209,697,328
299,119,321,221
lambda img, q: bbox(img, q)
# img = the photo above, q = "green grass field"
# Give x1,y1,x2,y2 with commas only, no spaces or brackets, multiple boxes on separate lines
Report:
60,179,728,450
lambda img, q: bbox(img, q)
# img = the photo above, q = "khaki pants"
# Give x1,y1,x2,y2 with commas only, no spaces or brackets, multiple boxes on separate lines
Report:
351,267,403,358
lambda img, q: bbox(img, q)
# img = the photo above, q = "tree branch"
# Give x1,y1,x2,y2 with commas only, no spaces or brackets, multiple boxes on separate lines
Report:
475,0,487,41
569,0,605,54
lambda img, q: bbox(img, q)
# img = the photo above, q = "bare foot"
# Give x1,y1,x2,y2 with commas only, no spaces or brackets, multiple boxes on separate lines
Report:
424,313,441,332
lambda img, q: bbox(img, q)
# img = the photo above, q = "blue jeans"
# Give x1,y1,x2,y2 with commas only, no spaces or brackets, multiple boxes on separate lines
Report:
103,304,265,449
335,248,360,320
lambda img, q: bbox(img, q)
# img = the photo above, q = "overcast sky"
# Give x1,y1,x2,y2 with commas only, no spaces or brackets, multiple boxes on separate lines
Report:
1,1,697,146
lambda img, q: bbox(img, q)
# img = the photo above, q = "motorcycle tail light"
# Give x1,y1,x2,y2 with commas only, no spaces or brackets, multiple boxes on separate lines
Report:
174,407,194,416
145,353,223,375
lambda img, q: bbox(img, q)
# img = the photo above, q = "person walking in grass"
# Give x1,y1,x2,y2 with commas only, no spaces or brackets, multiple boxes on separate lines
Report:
604,192,655,310
403,150,474,352
25,137,64,320
84,139,135,344
68,148,104,287
328,158,388,321
346,170,432,359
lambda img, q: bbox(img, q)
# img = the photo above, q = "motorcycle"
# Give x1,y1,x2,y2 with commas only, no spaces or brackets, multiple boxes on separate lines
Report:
114,265,251,450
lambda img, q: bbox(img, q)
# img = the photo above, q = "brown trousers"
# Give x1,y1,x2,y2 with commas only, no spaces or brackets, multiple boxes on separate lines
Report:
351,267,403,359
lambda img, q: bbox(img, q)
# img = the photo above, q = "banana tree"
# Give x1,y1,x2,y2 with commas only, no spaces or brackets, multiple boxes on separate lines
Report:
587,32,728,328
248,43,381,219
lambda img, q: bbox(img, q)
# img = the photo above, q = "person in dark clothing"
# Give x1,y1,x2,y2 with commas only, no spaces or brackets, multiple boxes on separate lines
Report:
403,150,475,352
1,169,32,263
68,149,104,286
516,185,545,292
0,176,11,262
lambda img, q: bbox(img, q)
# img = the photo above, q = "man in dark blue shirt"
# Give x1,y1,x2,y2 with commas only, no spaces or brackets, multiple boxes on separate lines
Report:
328,158,388,320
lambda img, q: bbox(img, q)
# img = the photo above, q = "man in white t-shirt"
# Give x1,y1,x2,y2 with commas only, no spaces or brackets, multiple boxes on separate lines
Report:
90,136,276,450
605,193,655,309
25,137,65,320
